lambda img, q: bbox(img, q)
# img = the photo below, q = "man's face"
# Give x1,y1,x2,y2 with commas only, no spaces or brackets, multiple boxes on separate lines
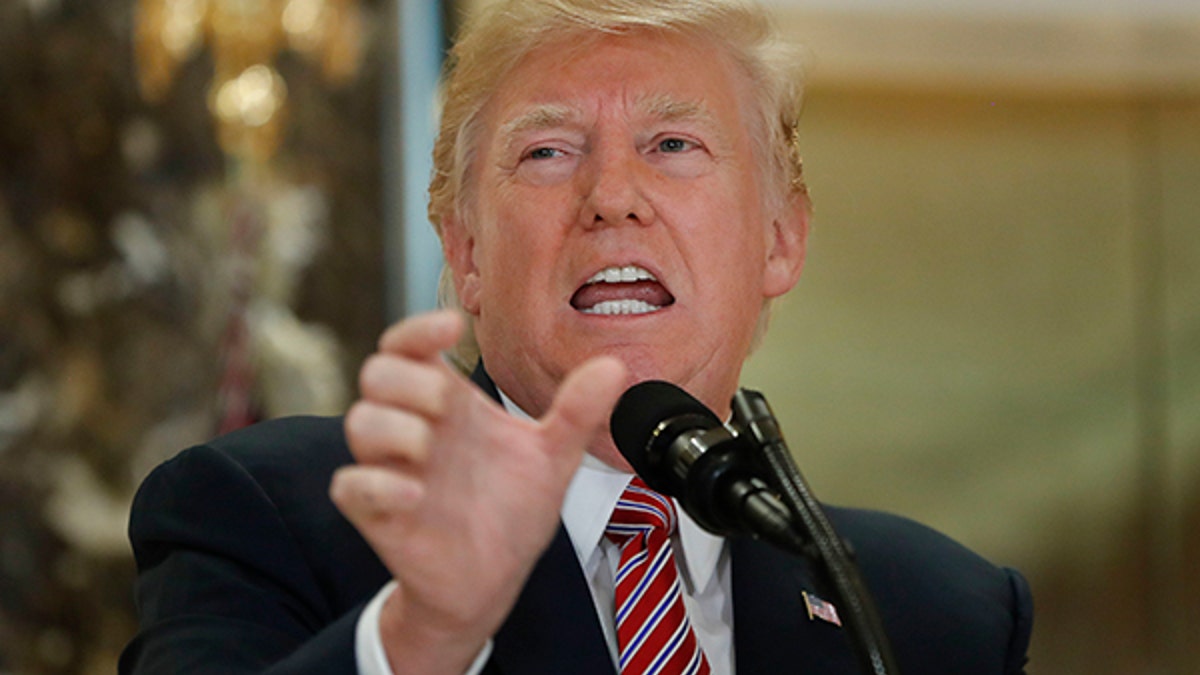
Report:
443,30,806,467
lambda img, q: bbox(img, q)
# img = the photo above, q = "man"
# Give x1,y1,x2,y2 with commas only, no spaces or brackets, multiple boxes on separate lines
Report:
121,1,1033,673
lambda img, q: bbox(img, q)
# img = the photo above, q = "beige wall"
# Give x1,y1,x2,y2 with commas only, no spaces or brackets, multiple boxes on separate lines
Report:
742,83,1199,674
738,6,1200,671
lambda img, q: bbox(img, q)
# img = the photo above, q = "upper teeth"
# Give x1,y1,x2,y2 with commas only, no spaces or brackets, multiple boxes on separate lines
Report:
586,265,656,284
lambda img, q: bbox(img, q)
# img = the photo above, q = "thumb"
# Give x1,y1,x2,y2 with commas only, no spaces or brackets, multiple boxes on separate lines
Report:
539,356,629,466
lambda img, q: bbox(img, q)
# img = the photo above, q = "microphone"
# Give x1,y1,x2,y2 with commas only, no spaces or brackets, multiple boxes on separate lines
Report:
610,381,807,553
730,388,902,675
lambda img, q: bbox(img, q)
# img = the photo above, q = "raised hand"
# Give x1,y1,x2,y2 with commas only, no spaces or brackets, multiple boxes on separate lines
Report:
330,310,628,674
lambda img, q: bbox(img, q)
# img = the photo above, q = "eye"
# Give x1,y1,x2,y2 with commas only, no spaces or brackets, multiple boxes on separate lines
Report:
514,143,576,185
526,146,564,160
645,133,711,178
656,137,695,153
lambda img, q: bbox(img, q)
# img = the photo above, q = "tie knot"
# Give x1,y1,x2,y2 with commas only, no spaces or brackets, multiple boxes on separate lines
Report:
606,477,677,544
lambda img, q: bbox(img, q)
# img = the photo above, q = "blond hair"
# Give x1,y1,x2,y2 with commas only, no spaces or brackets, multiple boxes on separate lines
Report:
427,0,808,370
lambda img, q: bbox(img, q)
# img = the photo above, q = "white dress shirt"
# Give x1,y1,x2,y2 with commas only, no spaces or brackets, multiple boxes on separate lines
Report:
355,392,736,674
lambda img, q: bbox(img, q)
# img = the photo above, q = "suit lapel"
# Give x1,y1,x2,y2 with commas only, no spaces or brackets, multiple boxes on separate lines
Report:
491,525,614,675
470,362,503,402
731,536,858,673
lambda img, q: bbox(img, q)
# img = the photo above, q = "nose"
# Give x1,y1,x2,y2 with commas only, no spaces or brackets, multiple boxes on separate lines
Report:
578,141,655,230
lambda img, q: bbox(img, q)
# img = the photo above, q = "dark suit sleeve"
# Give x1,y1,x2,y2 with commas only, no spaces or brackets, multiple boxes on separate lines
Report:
1003,566,1035,675
846,508,1035,675
119,443,365,674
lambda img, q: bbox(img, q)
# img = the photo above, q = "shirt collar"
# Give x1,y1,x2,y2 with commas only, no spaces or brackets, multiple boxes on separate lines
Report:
497,389,725,591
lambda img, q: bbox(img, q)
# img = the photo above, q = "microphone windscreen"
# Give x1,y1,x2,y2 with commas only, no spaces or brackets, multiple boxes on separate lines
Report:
610,380,720,477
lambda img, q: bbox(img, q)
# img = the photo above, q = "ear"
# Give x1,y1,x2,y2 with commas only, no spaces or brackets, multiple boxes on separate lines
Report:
762,191,810,299
440,211,483,315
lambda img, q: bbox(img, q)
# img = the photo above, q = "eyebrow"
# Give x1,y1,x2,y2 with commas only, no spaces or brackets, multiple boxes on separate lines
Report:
495,96,718,151
639,95,713,127
497,104,576,147
641,95,729,152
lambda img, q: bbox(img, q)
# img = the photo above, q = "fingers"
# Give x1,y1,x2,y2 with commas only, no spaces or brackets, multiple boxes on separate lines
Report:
344,401,434,465
330,464,426,522
359,356,453,420
378,309,464,359
349,310,471,466
539,356,629,468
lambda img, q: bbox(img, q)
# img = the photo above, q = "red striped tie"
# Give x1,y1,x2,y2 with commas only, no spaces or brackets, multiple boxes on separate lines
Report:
605,478,712,675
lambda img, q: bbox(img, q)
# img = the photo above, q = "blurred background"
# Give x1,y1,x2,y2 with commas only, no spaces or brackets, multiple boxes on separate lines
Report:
0,0,1196,673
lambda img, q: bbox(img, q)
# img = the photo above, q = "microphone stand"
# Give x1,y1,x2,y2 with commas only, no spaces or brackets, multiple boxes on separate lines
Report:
731,389,901,675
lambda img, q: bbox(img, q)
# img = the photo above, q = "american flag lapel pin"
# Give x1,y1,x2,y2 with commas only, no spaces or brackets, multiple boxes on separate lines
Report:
802,591,842,627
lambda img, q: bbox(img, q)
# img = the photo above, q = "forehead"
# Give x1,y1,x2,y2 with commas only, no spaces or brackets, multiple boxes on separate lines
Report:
481,30,754,137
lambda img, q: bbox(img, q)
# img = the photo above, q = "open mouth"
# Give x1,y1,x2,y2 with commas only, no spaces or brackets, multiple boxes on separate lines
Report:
570,265,676,316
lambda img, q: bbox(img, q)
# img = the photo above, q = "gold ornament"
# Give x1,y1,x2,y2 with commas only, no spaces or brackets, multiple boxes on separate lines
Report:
134,0,364,163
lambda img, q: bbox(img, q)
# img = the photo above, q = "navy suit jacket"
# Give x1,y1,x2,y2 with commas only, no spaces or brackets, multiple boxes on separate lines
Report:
120,367,1033,674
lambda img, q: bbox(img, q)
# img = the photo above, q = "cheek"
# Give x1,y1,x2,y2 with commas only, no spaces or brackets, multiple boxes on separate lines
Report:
705,226,774,316
477,230,554,317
